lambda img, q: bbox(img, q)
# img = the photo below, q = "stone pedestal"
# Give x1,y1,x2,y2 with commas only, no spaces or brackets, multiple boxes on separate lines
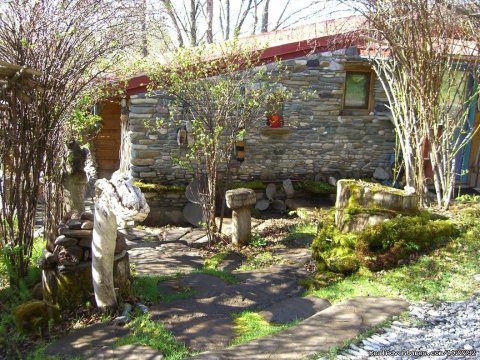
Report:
225,188,256,246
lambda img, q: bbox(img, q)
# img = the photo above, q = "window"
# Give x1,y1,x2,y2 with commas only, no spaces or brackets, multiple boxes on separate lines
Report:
343,71,372,110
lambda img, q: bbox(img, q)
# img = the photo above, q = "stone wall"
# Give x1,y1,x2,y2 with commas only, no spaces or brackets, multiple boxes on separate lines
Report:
142,191,189,226
125,52,395,184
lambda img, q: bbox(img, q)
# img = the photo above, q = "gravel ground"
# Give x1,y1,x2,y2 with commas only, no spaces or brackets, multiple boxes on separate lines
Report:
333,292,480,360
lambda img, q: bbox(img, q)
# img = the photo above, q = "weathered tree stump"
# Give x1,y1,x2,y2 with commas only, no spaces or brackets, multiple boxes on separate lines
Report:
93,171,149,310
225,188,256,246
335,179,418,232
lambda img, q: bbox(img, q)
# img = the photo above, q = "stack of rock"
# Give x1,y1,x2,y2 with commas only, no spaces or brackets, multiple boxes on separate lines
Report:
39,211,128,270
38,211,131,308
56,212,128,266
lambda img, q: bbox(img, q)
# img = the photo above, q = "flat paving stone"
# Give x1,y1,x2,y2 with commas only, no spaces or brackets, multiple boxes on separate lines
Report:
290,234,315,247
217,252,246,272
180,229,208,246
45,323,130,358
129,247,203,275
167,315,235,352
163,227,192,241
259,296,331,323
88,344,163,359
191,296,409,359
180,274,229,299
271,248,312,265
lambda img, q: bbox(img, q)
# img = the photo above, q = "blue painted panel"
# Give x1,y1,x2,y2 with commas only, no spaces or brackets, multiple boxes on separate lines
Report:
456,77,478,183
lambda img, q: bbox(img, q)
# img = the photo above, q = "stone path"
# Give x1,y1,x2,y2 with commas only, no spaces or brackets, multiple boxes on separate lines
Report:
191,297,409,359
45,225,410,359
150,265,310,351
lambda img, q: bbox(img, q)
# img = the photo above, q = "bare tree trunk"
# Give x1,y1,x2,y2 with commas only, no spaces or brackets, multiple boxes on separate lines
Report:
189,0,198,46
225,0,230,39
161,0,185,47
92,172,149,311
206,0,213,43
141,0,148,56
261,0,270,32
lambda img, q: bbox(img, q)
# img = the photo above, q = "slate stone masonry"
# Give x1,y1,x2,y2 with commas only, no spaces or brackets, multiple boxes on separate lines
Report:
125,52,395,184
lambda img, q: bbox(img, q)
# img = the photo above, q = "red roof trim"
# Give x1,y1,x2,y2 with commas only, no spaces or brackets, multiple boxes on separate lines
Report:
125,32,360,96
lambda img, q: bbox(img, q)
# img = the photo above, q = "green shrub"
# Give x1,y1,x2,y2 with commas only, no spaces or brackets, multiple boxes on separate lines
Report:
249,234,267,247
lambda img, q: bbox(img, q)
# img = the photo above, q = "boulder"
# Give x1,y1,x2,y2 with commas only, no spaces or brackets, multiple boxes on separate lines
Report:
282,179,295,198
265,183,276,200
81,220,94,230
373,167,390,181
14,301,59,333
54,235,78,247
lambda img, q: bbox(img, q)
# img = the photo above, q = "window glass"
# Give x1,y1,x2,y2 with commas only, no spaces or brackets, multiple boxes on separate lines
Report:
344,72,371,109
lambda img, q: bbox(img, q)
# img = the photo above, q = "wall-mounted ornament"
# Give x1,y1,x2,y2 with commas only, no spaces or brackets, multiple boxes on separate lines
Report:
177,127,187,145
235,140,245,162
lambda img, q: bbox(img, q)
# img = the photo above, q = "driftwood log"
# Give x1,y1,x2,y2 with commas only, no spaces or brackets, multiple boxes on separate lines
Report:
92,171,149,310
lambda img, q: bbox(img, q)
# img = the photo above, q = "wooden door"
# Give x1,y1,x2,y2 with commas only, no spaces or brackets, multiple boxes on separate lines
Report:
94,101,121,179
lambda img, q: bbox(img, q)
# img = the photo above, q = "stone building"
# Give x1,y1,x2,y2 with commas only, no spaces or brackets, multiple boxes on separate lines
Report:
97,18,397,183
92,17,480,224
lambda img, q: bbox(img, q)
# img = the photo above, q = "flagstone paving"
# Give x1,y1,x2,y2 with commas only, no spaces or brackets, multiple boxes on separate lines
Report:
45,224,409,359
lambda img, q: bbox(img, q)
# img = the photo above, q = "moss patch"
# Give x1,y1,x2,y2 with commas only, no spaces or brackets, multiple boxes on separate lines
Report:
14,301,59,334
312,212,457,275
133,181,186,194
294,180,336,195
228,180,267,191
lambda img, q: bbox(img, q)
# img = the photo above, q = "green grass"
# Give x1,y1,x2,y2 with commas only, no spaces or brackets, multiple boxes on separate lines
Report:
192,268,239,284
204,252,228,269
0,237,47,359
283,223,317,243
308,228,480,303
114,313,190,360
249,234,267,247
132,269,239,304
237,252,284,271
230,311,299,346
131,275,177,304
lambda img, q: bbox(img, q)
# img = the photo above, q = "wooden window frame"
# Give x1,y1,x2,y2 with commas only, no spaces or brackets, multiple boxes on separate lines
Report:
342,67,374,112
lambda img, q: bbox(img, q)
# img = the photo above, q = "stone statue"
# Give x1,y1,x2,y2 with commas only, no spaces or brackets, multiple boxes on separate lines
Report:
63,139,88,214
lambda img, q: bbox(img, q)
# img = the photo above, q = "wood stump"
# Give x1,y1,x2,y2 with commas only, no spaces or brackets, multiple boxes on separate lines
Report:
93,171,149,310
